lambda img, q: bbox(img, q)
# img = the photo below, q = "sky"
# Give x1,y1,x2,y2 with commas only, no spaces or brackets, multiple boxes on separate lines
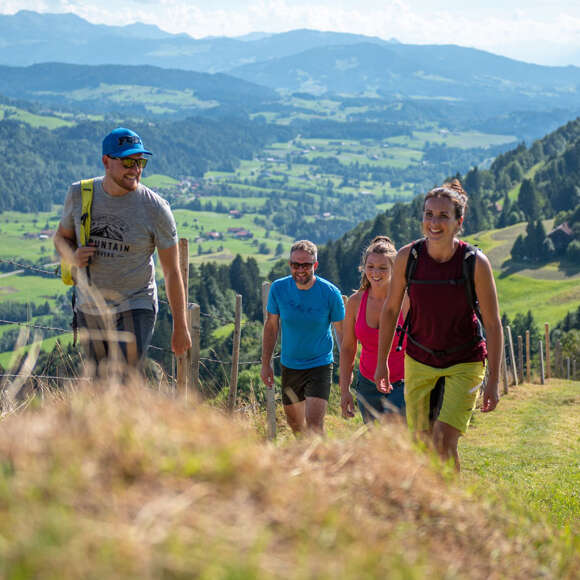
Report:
2,0,580,67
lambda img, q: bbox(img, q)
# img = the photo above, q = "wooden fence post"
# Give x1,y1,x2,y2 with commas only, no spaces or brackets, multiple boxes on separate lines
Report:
525,330,531,383
501,347,509,395
544,323,551,380
566,358,571,380
538,340,545,385
517,335,524,383
190,303,201,393
227,294,242,411
262,281,276,440
176,238,190,397
506,326,518,386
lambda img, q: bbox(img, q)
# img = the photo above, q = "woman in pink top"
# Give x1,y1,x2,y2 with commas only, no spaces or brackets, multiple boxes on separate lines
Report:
339,236,408,423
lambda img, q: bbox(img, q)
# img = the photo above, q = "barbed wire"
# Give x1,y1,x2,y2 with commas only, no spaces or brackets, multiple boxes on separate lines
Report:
0,319,71,333
0,261,259,326
0,258,57,277
158,298,241,325
0,313,279,368
147,344,172,353
0,373,91,382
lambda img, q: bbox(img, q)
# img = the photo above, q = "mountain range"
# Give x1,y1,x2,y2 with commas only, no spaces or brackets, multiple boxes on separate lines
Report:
2,10,580,109
0,11,393,73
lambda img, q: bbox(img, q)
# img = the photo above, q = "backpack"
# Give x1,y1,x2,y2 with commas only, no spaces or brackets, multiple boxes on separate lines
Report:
61,179,94,285
396,239,484,358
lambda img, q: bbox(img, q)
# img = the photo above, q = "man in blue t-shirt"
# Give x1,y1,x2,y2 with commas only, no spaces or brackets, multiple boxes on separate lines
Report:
261,240,345,434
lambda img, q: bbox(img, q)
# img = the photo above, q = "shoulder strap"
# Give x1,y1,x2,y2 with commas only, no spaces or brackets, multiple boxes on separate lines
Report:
396,239,424,351
79,179,94,247
462,243,484,339
60,179,94,286
405,239,424,286
462,243,479,314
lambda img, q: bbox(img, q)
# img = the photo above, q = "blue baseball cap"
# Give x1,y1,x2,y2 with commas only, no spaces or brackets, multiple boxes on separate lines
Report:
102,127,152,158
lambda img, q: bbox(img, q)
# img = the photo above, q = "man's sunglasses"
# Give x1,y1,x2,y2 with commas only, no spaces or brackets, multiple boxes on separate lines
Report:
290,261,315,270
108,155,148,169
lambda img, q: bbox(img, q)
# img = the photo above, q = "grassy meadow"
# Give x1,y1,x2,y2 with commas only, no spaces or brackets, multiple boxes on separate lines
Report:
0,104,75,129
462,379,580,532
0,376,576,578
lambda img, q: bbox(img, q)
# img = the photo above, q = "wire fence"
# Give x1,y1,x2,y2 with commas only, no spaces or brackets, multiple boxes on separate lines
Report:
0,257,58,277
0,315,275,366
0,258,244,325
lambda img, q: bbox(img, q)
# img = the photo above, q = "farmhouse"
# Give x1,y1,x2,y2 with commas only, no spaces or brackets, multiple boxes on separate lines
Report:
547,222,574,252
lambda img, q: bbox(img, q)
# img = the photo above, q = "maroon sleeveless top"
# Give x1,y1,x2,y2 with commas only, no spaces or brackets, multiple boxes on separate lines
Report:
407,240,486,369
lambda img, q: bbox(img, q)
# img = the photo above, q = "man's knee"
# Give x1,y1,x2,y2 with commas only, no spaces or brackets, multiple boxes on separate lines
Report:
305,397,327,428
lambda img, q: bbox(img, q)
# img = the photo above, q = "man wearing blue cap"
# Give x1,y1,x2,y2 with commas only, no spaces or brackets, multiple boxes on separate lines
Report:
54,127,191,369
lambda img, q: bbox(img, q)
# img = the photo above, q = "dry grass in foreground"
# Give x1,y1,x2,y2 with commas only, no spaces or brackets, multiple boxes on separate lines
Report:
0,382,577,579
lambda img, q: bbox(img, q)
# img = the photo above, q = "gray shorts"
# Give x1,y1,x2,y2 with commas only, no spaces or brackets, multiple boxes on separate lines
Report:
280,363,333,405
77,308,156,367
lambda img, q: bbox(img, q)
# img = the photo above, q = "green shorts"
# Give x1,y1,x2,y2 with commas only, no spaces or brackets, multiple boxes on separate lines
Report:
404,355,486,434
280,364,333,405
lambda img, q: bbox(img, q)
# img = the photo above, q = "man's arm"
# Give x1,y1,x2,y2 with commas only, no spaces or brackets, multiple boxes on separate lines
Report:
158,244,192,357
261,312,280,387
333,319,344,350
53,224,96,268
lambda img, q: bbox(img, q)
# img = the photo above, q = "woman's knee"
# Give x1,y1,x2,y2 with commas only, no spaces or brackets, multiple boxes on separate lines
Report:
433,421,460,451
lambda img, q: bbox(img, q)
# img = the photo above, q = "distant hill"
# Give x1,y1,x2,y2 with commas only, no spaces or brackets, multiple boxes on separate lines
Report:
230,42,580,109
0,63,275,116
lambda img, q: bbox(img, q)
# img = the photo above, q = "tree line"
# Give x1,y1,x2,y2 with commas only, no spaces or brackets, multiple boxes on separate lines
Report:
0,116,293,213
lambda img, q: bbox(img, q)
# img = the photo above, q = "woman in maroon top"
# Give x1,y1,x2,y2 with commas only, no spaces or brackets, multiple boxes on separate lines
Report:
374,180,502,470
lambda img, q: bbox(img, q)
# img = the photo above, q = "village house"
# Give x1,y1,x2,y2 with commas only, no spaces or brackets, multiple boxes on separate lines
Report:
547,222,574,253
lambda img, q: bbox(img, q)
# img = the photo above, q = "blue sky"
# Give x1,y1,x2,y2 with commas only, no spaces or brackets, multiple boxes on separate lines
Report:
2,0,580,66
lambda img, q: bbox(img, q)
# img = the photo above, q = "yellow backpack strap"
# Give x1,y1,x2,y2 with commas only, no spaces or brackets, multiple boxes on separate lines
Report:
60,179,94,286
79,179,94,246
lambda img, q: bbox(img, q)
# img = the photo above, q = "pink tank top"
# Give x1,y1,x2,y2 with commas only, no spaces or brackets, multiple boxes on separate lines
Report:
355,289,405,382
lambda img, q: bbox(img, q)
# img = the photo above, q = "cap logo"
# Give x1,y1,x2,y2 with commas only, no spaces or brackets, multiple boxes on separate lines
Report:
118,135,141,146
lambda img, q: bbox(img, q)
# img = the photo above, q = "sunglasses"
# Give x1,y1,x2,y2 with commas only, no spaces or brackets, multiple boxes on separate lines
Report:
290,261,315,270
108,155,148,169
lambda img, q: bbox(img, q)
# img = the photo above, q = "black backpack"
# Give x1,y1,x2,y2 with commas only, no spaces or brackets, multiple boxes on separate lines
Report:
396,239,484,358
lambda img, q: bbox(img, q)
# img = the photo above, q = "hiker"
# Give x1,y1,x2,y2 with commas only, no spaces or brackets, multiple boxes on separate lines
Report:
261,240,345,435
374,180,502,470
339,236,409,423
54,127,191,370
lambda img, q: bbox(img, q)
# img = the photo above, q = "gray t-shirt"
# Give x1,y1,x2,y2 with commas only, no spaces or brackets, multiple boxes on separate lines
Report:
60,176,178,314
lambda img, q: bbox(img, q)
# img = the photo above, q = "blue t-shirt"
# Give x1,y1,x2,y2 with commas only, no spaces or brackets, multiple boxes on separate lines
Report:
267,275,345,370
